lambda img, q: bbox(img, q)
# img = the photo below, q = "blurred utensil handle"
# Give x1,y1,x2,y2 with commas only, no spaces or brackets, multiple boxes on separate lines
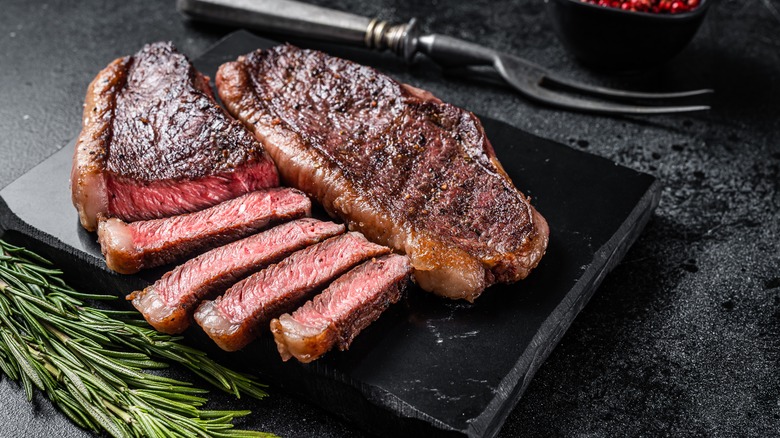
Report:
177,0,417,57
177,0,711,115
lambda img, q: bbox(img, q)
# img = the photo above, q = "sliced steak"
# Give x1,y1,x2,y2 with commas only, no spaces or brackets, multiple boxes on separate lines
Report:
98,188,310,274
271,254,411,363
128,218,345,334
195,232,390,351
216,44,549,302
72,41,278,231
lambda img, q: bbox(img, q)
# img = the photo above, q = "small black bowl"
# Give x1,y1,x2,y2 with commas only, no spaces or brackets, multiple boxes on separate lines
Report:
546,0,710,72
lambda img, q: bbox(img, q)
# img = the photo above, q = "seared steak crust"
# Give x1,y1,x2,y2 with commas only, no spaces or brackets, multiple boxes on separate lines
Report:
271,254,411,363
216,45,549,301
72,41,278,231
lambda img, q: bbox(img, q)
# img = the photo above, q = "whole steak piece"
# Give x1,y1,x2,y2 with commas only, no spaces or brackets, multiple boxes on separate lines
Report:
216,44,549,302
72,41,278,231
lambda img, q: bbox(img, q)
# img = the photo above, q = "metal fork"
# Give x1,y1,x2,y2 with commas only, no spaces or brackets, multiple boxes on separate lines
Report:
178,0,713,115
419,32,713,115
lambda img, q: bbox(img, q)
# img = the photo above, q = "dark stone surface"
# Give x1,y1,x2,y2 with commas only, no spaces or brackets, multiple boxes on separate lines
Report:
0,78,660,436
0,0,778,437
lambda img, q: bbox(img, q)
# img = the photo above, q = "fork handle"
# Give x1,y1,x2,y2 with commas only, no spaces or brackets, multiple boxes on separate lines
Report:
416,34,496,67
177,0,417,57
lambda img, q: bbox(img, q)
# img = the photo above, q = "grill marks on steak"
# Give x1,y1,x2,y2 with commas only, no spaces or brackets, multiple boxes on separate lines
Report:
72,41,278,231
128,219,345,334
271,254,411,363
194,232,391,351
216,44,549,302
97,188,311,274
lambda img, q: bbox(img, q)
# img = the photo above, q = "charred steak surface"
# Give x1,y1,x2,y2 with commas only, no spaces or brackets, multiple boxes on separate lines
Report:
72,41,278,231
217,44,549,301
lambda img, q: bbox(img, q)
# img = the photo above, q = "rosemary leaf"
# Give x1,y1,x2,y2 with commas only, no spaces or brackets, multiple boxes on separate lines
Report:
50,286,117,300
14,300,50,340
19,263,62,275
18,264,51,287
198,410,253,419
53,389,98,431
0,329,44,392
0,350,19,379
70,387,131,438
132,408,161,438
97,349,151,360
0,264,46,288
6,285,65,315
138,397,202,421
48,336,87,372
72,367,122,403
47,314,114,344
20,368,34,401
89,308,142,318
49,355,90,398
0,241,52,264
137,388,208,404
57,399,93,430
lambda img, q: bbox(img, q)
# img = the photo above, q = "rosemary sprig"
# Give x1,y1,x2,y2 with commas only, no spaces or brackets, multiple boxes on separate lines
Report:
0,240,274,438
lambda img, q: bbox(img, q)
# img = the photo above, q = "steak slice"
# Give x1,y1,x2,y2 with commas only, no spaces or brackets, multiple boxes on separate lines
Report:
128,218,345,334
216,44,549,302
270,254,411,363
98,188,311,274
194,232,391,351
72,41,278,231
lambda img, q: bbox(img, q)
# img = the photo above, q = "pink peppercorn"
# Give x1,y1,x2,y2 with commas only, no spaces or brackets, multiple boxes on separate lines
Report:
580,0,700,13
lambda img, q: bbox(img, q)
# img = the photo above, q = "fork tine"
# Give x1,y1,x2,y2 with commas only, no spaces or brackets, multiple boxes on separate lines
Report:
448,58,712,114
525,84,710,115
542,73,714,100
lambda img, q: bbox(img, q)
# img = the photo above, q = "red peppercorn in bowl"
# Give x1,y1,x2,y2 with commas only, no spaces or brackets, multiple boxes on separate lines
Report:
546,0,710,71
582,0,702,14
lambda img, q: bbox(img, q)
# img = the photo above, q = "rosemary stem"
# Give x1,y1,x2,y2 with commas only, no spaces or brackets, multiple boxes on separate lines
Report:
0,239,275,438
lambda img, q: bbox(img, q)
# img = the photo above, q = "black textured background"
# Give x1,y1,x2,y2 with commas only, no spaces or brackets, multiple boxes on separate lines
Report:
1,0,778,437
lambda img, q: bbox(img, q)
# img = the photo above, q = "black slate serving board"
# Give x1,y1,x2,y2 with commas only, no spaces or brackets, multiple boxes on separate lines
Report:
0,31,661,438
